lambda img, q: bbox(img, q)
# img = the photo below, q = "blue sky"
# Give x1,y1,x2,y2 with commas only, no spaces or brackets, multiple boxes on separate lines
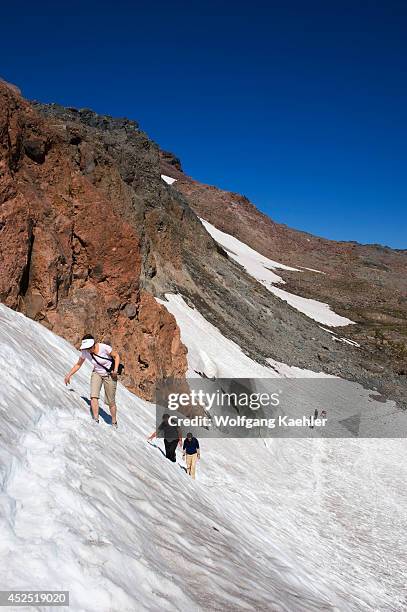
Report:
2,1,406,247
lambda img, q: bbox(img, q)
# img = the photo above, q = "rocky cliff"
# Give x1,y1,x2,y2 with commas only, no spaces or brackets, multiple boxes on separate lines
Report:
0,81,188,398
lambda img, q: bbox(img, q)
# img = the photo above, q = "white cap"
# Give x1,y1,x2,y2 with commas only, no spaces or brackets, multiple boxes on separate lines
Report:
80,337,95,350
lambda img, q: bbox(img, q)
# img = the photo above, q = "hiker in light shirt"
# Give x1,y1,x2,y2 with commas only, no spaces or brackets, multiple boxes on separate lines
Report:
64,334,120,427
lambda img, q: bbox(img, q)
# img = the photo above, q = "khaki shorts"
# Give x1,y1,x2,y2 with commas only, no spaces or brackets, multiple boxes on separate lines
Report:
90,372,117,407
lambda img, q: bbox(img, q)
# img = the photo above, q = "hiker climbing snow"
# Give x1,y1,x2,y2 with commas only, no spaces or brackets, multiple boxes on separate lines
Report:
183,432,200,479
64,334,121,427
147,413,182,462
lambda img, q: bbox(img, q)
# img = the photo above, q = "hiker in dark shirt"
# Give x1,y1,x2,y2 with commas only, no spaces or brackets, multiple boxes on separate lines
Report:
182,432,200,479
147,413,182,462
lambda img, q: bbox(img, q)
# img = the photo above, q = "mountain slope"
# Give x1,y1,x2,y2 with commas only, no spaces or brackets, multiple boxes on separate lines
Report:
161,153,407,376
199,218,354,327
2,303,407,611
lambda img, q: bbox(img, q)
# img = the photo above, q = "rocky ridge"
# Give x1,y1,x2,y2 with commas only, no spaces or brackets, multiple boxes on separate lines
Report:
0,82,188,398
161,151,407,381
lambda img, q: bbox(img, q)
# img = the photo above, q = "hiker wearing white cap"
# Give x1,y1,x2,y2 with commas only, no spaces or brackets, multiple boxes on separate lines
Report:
64,334,121,427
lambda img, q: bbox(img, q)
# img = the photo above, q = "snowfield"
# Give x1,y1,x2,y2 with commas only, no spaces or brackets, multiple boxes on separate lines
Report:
1,302,407,611
156,293,331,379
200,219,354,327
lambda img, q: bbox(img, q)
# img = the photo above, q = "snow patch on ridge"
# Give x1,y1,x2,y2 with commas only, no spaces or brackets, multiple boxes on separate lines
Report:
298,266,326,274
161,174,177,185
319,326,361,347
201,218,354,327
201,218,299,284
270,285,354,328
158,292,328,378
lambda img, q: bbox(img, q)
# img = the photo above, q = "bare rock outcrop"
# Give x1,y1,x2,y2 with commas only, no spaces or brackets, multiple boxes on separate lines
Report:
0,82,187,398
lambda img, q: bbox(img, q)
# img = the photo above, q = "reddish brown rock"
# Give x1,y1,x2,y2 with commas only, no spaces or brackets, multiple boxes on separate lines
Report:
0,82,187,398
